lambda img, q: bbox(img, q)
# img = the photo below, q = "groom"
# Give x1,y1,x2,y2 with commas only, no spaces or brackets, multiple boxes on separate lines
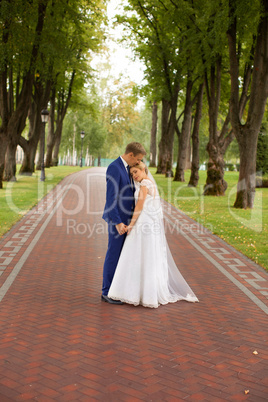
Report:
102,142,146,304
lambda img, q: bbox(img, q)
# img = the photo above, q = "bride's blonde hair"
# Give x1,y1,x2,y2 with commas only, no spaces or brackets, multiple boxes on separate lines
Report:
134,161,148,174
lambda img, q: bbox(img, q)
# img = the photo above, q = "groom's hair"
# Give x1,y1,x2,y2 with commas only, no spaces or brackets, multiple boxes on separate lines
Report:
125,142,146,156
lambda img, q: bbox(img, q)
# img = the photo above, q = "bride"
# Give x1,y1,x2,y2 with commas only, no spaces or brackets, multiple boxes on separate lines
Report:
108,162,199,308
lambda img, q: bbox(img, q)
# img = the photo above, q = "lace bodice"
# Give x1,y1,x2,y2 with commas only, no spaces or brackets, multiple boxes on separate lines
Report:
134,178,163,219
135,179,155,198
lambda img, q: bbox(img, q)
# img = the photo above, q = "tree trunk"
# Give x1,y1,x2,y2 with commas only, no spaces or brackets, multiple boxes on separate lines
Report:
1,73,31,182
228,0,268,208
45,133,54,167
185,137,192,170
3,101,29,181
48,70,75,167
20,102,39,176
19,97,43,175
204,63,228,196
45,88,55,167
165,105,177,177
72,121,76,166
19,136,37,175
203,147,227,196
189,82,204,187
234,132,257,208
157,99,170,174
20,137,39,175
203,59,229,195
3,139,17,181
0,1,48,186
174,78,193,181
156,73,180,176
52,122,63,166
36,123,46,170
149,101,158,167
0,132,8,188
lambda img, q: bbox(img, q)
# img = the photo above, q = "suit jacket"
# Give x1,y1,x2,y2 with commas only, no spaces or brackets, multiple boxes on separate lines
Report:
102,157,134,225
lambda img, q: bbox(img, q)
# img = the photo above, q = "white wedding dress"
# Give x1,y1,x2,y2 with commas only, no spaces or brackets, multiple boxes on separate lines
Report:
108,178,199,308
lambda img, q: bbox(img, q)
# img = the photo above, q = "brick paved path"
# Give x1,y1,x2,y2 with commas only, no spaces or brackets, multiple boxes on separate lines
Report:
0,168,267,401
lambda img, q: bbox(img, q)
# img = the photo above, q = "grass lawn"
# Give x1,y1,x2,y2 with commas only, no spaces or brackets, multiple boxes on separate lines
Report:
0,165,267,271
152,169,268,271
0,165,85,238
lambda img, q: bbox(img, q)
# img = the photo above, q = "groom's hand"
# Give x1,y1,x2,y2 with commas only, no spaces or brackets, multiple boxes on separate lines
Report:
116,223,127,235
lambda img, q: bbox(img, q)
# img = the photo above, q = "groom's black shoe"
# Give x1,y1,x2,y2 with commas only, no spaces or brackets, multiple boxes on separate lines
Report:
101,295,124,305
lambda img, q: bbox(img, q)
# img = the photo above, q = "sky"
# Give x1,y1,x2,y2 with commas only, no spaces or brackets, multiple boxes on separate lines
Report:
106,0,145,83
91,0,146,87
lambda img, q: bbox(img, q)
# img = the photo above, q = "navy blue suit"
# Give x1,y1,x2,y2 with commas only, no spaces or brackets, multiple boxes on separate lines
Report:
102,157,135,295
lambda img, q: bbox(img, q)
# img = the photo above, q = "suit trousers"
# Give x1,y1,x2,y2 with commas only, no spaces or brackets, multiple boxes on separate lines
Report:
102,223,127,295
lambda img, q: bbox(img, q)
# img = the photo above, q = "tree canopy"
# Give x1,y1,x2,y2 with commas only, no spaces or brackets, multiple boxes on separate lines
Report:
1,0,268,210
0,0,106,185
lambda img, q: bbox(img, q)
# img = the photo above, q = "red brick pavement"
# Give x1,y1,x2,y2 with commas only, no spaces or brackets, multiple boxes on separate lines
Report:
0,167,267,401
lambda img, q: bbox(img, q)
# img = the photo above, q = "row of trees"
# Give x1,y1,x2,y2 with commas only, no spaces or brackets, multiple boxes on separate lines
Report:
0,0,106,188
59,79,146,164
118,0,268,208
1,0,267,211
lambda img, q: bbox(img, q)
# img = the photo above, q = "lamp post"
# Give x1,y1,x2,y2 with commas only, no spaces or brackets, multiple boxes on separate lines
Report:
80,130,85,167
40,109,49,181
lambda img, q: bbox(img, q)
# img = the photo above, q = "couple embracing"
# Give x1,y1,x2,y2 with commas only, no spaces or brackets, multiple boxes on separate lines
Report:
101,142,198,308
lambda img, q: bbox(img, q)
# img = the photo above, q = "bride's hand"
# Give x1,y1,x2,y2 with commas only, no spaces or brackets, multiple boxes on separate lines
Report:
127,225,134,235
